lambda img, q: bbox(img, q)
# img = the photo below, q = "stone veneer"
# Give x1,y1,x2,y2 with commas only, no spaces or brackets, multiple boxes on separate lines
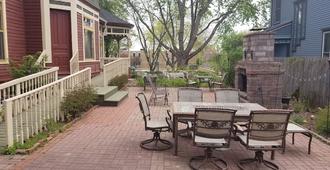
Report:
235,32,284,109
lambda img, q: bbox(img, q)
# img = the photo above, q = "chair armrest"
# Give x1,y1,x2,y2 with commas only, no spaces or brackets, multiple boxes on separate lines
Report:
166,117,173,132
233,123,247,134
166,109,172,120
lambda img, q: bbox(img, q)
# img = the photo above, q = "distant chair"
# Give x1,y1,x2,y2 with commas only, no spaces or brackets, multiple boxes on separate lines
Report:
189,107,236,170
209,73,226,90
136,92,172,151
183,72,198,87
214,88,240,103
145,75,168,105
236,110,292,170
177,88,203,137
178,87,203,102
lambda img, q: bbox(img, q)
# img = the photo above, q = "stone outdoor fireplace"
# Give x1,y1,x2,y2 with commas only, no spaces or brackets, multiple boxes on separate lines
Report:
235,32,284,109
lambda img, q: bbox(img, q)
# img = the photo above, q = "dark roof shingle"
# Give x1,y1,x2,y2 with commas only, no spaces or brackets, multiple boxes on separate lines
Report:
100,9,134,28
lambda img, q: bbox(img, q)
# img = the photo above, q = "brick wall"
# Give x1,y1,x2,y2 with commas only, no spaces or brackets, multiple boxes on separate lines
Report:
236,32,284,109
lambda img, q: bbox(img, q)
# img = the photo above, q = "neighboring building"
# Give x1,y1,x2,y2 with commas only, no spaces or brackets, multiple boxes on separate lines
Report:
0,0,133,82
267,0,330,58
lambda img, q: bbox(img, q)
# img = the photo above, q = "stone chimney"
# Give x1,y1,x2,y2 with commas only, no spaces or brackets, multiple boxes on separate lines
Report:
235,32,284,109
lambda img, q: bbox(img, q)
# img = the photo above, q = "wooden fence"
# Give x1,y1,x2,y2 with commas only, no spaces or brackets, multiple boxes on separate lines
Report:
103,58,129,86
282,57,330,106
0,67,59,105
1,68,91,147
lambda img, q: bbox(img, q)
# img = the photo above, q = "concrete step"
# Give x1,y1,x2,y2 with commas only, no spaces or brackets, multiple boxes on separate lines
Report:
94,86,118,104
100,90,128,106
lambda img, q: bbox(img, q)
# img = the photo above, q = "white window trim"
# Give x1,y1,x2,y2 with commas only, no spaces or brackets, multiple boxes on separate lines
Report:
82,15,96,61
322,31,330,58
0,0,9,64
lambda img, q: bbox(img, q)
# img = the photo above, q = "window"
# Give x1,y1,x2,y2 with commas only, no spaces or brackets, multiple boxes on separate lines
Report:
0,1,5,60
292,0,307,50
272,0,281,24
84,29,94,59
322,31,330,58
83,17,95,59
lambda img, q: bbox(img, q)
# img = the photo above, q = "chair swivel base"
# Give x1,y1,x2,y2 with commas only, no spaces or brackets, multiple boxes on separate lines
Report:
189,148,228,170
140,131,172,151
238,151,279,170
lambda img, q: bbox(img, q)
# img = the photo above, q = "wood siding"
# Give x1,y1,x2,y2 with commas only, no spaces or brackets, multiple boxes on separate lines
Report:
0,0,42,83
270,0,330,57
79,61,100,76
24,0,42,54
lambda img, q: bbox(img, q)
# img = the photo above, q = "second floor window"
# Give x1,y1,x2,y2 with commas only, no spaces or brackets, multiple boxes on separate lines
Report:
323,31,330,58
293,0,307,50
272,0,281,24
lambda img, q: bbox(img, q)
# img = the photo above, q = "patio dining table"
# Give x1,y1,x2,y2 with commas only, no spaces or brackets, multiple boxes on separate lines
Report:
171,102,267,155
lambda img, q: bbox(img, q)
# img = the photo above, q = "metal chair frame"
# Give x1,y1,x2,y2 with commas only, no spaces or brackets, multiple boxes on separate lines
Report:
189,107,236,170
136,92,172,151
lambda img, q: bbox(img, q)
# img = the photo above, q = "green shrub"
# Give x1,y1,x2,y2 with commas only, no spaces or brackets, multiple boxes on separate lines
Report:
292,100,306,113
136,77,144,87
45,119,64,133
108,74,128,89
290,113,305,125
61,86,97,121
10,52,46,78
0,120,64,155
157,77,187,87
316,106,330,136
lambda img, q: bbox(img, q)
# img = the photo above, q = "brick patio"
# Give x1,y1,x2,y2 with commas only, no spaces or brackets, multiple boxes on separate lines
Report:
4,87,330,170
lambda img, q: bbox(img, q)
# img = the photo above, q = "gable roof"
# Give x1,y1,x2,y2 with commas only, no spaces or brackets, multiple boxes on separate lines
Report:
83,0,100,9
100,9,134,28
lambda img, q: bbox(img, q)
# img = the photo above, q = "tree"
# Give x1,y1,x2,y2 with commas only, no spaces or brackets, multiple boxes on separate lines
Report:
127,0,266,67
133,12,165,72
100,0,128,57
216,32,244,87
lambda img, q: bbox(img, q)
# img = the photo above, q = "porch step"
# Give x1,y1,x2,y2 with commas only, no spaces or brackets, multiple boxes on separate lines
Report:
101,91,128,106
94,86,128,106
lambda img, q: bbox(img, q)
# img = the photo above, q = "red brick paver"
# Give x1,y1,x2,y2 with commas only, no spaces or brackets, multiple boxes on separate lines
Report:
8,87,330,170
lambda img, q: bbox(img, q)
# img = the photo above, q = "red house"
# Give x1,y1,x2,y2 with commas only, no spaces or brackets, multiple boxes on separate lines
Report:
0,0,133,83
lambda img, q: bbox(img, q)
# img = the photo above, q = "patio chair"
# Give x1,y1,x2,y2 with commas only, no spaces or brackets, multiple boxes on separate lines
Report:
136,92,173,151
214,88,240,103
236,110,292,170
183,72,198,87
145,75,168,105
209,73,226,90
189,107,236,170
177,88,203,137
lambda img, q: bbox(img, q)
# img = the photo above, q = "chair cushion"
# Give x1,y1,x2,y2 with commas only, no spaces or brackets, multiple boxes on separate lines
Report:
287,123,308,133
238,134,282,148
147,120,169,129
195,135,227,147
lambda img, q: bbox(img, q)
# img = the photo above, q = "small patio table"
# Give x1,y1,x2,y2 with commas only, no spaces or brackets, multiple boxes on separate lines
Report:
171,102,266,156
195,75,212,88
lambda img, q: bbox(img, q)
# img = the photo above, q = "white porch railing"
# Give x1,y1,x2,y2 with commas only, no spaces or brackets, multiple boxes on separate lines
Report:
35,50,47,67
70,51,79,74
103,58,129,86
1,68,91,147
0,67,59,106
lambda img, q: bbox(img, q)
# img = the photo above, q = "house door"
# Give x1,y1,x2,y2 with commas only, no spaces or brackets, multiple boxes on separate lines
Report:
50,9,72,75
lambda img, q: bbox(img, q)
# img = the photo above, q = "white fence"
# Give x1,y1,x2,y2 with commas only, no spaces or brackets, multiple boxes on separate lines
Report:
103,58,129,86
70,51,79,74
1,68,91,147
0,67,59,105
